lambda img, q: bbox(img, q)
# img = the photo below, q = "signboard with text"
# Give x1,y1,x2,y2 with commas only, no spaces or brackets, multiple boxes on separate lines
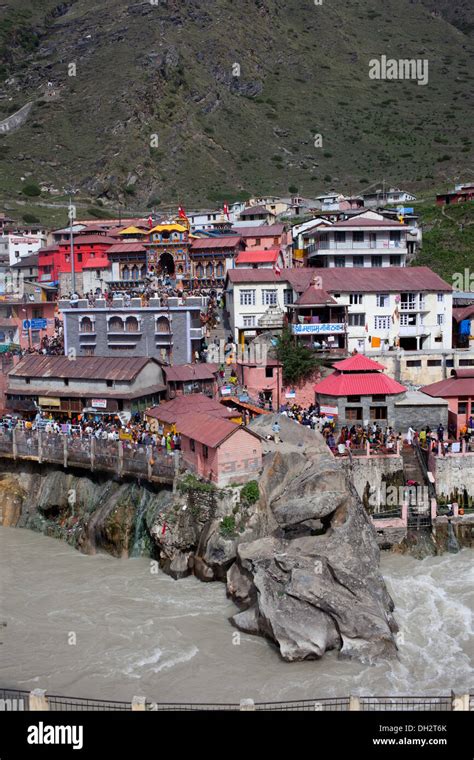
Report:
292,323,345,335
91,399,107,409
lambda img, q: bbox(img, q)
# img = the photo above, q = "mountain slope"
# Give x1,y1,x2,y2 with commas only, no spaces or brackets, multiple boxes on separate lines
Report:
0,0,473,205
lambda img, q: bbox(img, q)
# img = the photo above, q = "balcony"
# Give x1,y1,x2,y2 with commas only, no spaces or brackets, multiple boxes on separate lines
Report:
399,324,434,337
313,240,406,251
399,301,427,312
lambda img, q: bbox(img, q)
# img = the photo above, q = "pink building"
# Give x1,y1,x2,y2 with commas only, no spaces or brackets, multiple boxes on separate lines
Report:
421,369,474,436
237,358,319,409
177,412,262,486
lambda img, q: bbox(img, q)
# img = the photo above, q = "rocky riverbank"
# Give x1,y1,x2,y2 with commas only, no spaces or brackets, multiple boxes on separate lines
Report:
3,416,470,662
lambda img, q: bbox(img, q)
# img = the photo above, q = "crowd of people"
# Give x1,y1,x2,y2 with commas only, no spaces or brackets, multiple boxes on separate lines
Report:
0,412,181,456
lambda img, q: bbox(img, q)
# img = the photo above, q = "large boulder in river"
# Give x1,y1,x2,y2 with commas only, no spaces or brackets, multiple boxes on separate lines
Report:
227,414,398,663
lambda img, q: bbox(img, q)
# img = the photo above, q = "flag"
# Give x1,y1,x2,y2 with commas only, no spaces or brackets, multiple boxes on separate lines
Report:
178,206,187,220
223,201,230,220
147,215,153,228
273,262,281,276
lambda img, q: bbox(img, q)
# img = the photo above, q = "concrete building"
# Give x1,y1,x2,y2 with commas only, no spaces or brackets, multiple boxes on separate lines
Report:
225,266,453,353
421,369,474,436
314,354,407,428
178,413,263,486
163,363,219,399
307,216,409,269
6,355,166,416
59,295,206,364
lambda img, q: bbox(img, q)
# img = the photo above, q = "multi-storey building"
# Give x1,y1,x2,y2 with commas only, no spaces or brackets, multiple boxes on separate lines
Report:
307,216,409,268
60,295,206,364
225,267,453,353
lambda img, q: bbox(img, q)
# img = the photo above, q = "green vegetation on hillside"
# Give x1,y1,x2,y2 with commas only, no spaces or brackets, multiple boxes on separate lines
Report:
414,202,474,285
0,0,473,205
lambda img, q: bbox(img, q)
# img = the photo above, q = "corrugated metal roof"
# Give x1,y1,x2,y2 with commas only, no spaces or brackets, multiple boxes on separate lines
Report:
191,236,242,250
452,305,474,322
175,413,239,447
422,371,474,398
332,355,387,372
82,258,110,269
73,236,116,245
234,224,285,237
9,355,158,381
240,205,272,216
314,371,406,397
164,364,218,382
236,249,279,265
331,218,406,228
11,254,39,268
294,287,337,306
146,394,234,424
107,243,147,254
226,267,452,293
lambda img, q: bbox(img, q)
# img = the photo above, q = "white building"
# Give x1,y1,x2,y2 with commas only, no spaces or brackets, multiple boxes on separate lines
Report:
362,188,416,208
225,267,453,352
307,215,409,268
7,232,47,266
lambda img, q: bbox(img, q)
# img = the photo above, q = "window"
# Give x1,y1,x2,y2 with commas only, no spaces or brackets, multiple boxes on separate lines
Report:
376,294,389,308
389,231,401,243
347,395,361,403
446,359,454,368
370,406,387,420
334,258,346,268
106,380,113,388
202,444,209,459
349,293,363,305
262,289,277,306
400,313,416,326
374,315,390,330
437,293,444,302
406,360,422,367
353,256,364,267
64,379,69,386
77,253,83,263
353,231,364,242
348,313,365,327
335,231,346,243
265,367,274,378
156,317,170,333
437,314,444,325
242,315,255,328
126,317,139,332
190,439,195,452
216,262,224,278
371,256,382,267
255,238,261,246
459,358,474,366
372,395,386,402
273,237,279,245
427,360,442,367
82,347,95,356
240,289,256,306
283,289,293,305
390,255,401,266
345,407,362,421
458,401,467,415
108,316,123,332
80,317,94,333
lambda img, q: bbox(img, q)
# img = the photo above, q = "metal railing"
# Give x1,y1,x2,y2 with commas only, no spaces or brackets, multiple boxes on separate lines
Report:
1,688,470,711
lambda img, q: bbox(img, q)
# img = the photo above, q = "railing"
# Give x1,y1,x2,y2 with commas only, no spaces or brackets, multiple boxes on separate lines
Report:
0,687,469,712
0,429,178,484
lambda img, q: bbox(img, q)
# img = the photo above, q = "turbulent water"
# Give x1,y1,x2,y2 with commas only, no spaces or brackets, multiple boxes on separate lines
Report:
0,527,472,703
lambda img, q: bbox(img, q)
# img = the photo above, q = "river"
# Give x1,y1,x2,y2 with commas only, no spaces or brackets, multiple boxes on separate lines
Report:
0,527,472,703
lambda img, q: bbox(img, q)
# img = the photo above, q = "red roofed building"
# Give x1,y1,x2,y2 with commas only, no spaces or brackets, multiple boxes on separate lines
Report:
307,214,409,269
162,363,219,399
145,393,237,434
421,369,474,436
38,234,116,294
189,235,244,285
235,249,283,269
177,412,262,486
314,353,406,426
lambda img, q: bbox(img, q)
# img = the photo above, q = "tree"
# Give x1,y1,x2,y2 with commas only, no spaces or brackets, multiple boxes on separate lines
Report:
22,183,41,197
276,326,321,386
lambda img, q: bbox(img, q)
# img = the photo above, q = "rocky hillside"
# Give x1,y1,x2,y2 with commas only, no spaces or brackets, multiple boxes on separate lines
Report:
0,0,473,206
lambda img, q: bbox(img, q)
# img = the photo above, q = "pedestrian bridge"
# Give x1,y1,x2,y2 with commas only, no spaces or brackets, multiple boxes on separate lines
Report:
0,429,178,484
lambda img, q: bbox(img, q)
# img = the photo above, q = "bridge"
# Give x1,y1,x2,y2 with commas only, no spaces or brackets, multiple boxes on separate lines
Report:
0,429,178,485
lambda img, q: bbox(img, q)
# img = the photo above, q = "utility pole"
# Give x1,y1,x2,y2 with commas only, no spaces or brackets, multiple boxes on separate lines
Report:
69,194,76,295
